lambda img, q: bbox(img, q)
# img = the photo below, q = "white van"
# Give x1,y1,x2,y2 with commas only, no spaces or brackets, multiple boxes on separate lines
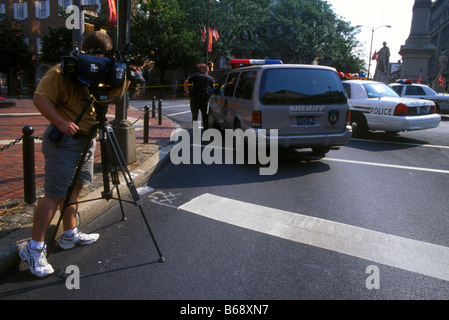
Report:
208,60,352,155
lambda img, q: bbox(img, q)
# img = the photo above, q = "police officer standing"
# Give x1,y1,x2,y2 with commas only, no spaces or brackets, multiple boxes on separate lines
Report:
184,63,214,130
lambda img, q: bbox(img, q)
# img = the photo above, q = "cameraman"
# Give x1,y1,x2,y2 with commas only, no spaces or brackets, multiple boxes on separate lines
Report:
19,31,120,278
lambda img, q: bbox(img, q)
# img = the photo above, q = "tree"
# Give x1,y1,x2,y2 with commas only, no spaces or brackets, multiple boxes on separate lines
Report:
0,15,33,92
39,26,73,65
131,0,202,82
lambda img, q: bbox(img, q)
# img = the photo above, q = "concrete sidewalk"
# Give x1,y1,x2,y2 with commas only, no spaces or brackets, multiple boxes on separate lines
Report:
0,97,178,275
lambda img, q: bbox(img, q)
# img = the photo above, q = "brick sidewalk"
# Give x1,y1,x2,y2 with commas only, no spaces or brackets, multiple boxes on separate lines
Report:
0,98,176,205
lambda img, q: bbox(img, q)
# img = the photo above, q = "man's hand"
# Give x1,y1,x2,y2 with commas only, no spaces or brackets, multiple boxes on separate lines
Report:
58,120,80,137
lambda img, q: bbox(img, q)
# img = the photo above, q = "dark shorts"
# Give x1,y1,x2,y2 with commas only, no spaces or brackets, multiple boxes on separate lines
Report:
42,125,96,199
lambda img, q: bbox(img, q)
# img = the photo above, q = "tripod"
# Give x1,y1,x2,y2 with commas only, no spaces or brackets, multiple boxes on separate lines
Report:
50,102,165,262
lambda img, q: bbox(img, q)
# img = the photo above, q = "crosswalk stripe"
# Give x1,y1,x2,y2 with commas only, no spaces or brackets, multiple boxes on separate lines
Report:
179,193,449,282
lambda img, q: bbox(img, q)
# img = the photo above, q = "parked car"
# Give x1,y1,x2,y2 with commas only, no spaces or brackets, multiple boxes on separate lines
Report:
342,80,441,137
389,79,449,113
208,59,352,155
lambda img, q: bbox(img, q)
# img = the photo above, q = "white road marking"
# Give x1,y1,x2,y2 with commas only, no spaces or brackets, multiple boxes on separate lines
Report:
351,138,449,150
167,110,191,117
179,193,449,281
322,157,449,175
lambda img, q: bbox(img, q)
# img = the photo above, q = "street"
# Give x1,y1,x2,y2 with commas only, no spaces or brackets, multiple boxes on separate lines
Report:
1,99,449,302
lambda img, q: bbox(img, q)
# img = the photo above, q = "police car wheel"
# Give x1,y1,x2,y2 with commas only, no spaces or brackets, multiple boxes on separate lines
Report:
351,113,368,138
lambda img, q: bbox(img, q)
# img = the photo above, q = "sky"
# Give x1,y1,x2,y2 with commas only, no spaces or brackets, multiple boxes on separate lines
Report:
326,0,416,65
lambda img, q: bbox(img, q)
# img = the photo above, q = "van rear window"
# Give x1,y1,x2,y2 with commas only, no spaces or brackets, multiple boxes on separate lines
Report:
259,68,347,105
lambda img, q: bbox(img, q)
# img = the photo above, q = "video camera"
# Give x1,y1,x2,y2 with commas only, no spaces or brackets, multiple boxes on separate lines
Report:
61,43,146,103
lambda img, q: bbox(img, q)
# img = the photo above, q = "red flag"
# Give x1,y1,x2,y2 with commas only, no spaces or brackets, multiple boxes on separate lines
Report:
213,27,220,41
201,26,206,42
439,74,445,87
208,28,213,52
107,0,117,26
371,51,378,61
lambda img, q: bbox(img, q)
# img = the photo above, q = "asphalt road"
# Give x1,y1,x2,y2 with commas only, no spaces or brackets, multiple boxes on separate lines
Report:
1,99,449,304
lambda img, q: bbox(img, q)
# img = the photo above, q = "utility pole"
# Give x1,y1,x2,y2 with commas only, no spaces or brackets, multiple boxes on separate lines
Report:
72,0,84,49
111,0,136,164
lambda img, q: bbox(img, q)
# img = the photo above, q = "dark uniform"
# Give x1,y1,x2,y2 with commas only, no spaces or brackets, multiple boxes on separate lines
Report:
186,71,214,130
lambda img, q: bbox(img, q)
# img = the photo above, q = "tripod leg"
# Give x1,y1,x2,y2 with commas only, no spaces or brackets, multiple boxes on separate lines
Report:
105,125,165,262
99,127,126,221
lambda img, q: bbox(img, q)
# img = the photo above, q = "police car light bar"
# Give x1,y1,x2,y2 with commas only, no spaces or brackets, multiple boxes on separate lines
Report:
396,79,413,84
230,59,283,69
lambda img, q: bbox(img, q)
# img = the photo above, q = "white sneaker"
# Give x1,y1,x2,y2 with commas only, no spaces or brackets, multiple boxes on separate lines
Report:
19,242,55,278
59,230,100,250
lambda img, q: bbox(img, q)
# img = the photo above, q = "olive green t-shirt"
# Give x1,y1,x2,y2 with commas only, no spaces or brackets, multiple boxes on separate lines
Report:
35,64,97,136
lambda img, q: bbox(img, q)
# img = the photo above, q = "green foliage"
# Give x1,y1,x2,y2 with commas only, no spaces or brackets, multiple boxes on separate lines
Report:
40,26,73,65
131,0,202,76
0,15,32,74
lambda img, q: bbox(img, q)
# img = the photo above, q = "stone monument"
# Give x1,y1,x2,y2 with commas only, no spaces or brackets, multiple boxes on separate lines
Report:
399,0,436,83
374,42,390,83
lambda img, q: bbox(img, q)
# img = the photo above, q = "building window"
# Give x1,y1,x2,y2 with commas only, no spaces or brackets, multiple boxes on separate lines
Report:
83,0,101,12
24,38,30,51
13,2,28,20
35,1,50,19
0,4,6,15
58,0,73,16
36,38,42,54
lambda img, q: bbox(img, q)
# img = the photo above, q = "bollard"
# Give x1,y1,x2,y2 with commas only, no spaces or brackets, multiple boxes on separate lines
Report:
144,106,149,144
22,126,36,204
158,99,162,125
152,97,156,118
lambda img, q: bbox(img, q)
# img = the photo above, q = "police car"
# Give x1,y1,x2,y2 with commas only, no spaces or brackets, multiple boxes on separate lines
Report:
208,59,352,155
342,80,440,137
389,79,449,113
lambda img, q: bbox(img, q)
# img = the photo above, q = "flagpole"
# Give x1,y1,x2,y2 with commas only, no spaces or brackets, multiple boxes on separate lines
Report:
206,0,210,62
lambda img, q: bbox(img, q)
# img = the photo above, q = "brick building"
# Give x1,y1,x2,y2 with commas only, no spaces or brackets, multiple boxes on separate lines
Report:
0,0,105,95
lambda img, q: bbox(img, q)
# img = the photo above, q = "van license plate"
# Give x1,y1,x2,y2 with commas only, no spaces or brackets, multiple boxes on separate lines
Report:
297,116,315,125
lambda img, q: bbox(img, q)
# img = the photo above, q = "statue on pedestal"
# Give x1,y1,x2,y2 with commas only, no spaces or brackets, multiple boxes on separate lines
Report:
374,42,390,83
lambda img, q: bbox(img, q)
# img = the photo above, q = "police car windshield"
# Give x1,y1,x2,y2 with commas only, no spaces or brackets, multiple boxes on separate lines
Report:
363,83,399,98
259,68,346,105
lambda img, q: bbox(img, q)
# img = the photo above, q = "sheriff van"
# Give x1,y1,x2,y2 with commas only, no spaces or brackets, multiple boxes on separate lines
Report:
208,59,352,155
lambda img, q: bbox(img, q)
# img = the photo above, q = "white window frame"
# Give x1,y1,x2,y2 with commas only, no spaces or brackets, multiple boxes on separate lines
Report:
35,1,50,19
13,2,28,20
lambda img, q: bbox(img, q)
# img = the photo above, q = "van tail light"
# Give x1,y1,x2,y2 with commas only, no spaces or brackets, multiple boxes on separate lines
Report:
252,111,262,128
345,110,351,125
394,103,409,116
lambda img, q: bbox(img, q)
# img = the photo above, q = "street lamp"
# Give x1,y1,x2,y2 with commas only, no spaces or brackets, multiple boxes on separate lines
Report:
356,25,392,79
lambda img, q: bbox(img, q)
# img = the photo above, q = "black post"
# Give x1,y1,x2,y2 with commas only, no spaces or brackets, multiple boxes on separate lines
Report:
22,126,36,204
144,106,149,144
158,99,162,125
152,96,156,118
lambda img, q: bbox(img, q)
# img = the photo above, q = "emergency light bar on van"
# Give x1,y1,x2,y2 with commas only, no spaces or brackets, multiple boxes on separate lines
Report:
229,59,283,69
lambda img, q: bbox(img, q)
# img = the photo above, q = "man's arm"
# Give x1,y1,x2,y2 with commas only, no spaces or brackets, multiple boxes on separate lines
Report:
34,94,80,137
184,79,190,97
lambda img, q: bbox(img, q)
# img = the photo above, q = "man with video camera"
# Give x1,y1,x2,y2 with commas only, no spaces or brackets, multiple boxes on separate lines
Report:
19,31,123,278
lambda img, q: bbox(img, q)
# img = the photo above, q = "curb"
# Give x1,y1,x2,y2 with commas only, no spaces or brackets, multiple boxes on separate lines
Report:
0,143,175,276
